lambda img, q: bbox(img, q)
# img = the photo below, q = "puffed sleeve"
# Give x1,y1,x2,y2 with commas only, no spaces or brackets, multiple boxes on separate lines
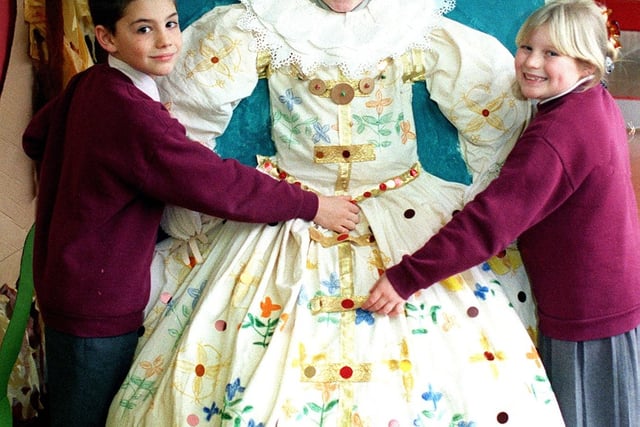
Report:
157,4,260,149
155,5,261,257
418,17,531,199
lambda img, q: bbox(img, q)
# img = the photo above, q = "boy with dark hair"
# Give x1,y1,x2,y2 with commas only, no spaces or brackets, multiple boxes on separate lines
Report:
22,0,359,425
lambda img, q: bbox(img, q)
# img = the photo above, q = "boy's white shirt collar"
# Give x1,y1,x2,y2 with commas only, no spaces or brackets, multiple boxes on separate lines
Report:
108,55,161,102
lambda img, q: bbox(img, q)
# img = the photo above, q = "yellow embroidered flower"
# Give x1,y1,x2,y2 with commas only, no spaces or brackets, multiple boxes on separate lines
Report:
186,35,239,79
174,343,226,401
463,93,508,133
469,333,506,378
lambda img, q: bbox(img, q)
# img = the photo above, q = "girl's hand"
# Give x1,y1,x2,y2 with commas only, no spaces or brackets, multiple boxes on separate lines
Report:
362,274,406,316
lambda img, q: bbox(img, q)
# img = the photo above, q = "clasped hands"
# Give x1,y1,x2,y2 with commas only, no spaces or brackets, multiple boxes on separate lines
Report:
313,194,405,317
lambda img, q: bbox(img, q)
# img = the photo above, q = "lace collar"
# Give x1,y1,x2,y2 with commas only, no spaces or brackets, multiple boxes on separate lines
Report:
237,0,455,78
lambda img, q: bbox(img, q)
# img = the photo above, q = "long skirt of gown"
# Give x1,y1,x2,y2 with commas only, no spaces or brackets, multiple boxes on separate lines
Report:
107,170,565,427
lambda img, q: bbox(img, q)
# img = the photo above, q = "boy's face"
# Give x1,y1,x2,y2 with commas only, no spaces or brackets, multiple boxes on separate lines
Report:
97,0,182,76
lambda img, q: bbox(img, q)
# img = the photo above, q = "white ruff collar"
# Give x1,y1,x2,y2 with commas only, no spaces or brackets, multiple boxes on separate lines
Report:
238,0,455,77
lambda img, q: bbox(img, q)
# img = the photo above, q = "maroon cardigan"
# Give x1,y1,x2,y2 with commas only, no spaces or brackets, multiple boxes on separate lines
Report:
23,64,317,337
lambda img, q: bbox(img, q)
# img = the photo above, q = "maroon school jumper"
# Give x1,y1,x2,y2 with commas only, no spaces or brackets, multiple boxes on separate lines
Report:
23,64,318,338
386,84,640,341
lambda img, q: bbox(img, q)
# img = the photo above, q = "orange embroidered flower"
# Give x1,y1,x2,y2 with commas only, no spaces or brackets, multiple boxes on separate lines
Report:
139,355,164,378
400,121,416,144
260,296,282,318
365,89,392,115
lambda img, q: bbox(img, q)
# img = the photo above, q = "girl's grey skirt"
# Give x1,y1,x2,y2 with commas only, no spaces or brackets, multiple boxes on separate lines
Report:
539,324,640,427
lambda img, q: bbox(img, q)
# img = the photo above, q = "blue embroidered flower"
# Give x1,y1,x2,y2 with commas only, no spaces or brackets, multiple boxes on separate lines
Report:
312,121,331,144
278,88,302,112
421,384,443,411
355,308,374,325
321,272,340,295
203,402,220,421
225,378,245,401
187,280,206,310
297,284,310,306
247,420,265,427
473,283,489,300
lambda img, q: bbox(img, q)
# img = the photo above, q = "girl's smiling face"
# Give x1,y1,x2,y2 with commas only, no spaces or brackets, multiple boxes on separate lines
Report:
515,25,594,100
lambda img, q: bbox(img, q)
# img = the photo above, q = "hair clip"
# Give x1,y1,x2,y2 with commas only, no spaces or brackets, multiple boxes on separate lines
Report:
605,56,615,74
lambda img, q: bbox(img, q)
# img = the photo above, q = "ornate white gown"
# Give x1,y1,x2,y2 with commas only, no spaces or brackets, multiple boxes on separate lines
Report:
107,1,565,425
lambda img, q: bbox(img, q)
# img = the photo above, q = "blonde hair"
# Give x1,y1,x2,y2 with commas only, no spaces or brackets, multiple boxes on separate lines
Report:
515,0,618,87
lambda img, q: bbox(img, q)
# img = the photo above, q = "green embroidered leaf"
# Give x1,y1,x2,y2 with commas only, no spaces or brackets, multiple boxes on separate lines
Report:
308,402,323,413
362,115,378,125
380,112,394,124
430,305,442,323
325,399,339,411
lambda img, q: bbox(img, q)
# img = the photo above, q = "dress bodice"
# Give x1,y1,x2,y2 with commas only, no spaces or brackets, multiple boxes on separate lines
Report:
267,62,420,196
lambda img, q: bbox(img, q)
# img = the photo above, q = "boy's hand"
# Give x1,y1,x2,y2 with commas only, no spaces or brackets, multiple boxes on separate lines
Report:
362,274,406,316
314,195,360,233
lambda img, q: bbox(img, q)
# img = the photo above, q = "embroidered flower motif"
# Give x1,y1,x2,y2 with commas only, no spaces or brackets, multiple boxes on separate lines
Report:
400,120,416,144
473,283,489,300
355,308,374,325
187,35,240,79
174,343,225,401
463,93,507,133
226,377,245,401
421,383,443,411
321,272,340,295
312,121,331,144
139,355,164,378
278,88,302,112
365,89,392,115
469,333,506,378
260,296,282,318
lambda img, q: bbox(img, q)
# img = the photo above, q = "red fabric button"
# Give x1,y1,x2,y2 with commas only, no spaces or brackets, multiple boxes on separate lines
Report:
339,366,353,379
341,298,355,309
195,364,205,377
